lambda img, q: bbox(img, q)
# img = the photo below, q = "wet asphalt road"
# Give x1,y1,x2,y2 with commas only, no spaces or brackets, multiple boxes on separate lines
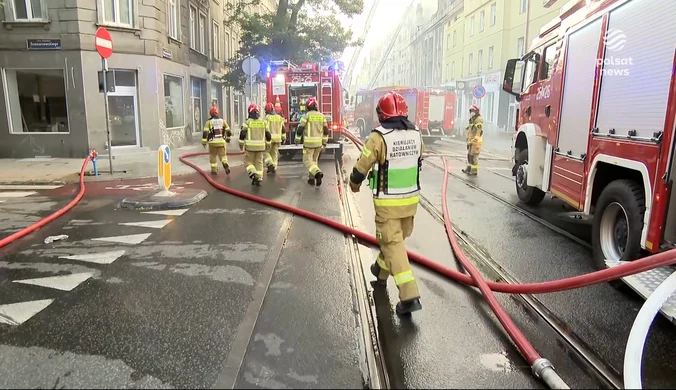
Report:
424,139,676,388
0,156,364,389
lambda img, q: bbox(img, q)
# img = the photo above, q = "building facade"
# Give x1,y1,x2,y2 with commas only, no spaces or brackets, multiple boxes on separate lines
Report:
0,0,276,158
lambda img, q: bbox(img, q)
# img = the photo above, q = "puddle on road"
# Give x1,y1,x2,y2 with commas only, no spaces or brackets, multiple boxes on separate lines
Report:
479,351,516,373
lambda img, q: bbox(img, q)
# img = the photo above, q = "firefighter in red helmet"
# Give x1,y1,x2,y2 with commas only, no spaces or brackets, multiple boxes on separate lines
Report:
463,104,483,176
348,91,424,316
239,103,272,186
295,97,330,186
201,106,231,175
264,102,286,173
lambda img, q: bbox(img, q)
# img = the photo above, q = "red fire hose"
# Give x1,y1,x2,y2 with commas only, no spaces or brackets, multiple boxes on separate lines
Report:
0,156,91,250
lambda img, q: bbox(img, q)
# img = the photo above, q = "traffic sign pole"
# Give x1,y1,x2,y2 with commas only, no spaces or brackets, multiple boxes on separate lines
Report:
102,58,113,174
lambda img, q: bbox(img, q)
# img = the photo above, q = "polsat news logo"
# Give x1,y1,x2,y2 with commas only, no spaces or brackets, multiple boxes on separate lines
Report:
598,28,632,76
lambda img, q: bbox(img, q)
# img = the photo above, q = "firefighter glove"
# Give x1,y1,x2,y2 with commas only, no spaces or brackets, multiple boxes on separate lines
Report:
349,180,361,193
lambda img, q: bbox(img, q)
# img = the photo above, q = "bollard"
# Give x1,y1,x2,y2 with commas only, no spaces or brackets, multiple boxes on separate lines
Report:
157,145,172,196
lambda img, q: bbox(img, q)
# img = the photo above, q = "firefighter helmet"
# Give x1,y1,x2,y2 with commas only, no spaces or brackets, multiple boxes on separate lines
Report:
265,102,274,113
248,103,259,115
376,91,408,122
470,104,480,114
209,106,220,117
306,97,318,110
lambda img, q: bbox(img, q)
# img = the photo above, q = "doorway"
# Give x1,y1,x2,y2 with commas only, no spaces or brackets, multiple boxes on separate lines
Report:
108,70,140,148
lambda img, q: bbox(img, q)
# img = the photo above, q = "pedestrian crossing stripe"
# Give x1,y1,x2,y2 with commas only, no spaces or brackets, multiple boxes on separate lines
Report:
0,191,37,198
0,299,54,326
13,273,93,291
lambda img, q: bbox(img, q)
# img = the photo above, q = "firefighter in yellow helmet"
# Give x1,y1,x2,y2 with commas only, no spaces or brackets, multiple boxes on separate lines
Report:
462,104,483,176
201,106,231,175
348,91,424,316
295,97,330,186
239,103,272,186
264,102,286,174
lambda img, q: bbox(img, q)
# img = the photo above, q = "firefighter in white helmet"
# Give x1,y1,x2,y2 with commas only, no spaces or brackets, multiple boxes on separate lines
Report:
239,103,272,186
294,97,330,186
348,91,424,316
462,104,483,176
201,106,231,175
263,102,286,173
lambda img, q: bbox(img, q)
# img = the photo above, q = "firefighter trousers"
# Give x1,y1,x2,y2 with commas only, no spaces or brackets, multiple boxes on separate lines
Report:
208,143,228,173
373,216,420,301
244,150,264,180
302,146,322,178
465,151,480,175
264,142,281,168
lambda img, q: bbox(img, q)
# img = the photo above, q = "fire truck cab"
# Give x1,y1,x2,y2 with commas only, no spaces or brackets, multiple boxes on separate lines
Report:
265,60,344,162
502,0,676,314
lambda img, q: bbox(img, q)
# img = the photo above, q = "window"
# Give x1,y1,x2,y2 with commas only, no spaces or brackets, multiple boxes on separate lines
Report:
520,0,527,14
191,78,203,134
225,32,231,59
469,16,475,36
198,13,207,54
488,46,494,68
479,10,485,32
540,43,557,80
168,0,179,39
3,69,69,133
212,21,220,60
451,62,455,79
102,0,134,26
453,30,457,47
445,63,449,81
490,3,496,26
478,49,483,73
468,53,473,74
446,33,450,50
190,6,197,48
164,74,184,128
517,37,525,57
8,0,45,21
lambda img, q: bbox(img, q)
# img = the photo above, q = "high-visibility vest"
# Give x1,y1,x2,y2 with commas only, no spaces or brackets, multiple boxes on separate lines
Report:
266,114,284,142
369,126,422,208
243,118,267,151
299,111,325,148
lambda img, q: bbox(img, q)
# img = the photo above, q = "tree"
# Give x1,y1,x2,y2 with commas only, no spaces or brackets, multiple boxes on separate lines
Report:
218,0,364,92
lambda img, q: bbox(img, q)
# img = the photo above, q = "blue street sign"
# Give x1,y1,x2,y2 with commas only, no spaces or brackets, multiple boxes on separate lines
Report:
163,147,170,163
472,85,486,99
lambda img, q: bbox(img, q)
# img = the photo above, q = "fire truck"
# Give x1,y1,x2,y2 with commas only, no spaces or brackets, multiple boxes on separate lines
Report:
265,60,345,161
502,0,676,310
353,86,456,143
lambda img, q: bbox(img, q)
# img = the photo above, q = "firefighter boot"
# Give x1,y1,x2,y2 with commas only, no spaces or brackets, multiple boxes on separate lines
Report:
370,263,387,286
267,164,276,174
396,298,422,316
248,170,261,186
211,168,218,175
222,162,231,175
307,172,315,186
314,171,324,187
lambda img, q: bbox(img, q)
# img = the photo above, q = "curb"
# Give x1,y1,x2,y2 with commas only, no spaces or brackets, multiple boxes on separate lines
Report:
119,189,208,210
0,180,70,186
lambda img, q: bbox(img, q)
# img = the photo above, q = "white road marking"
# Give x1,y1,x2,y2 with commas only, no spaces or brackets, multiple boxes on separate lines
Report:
92,233,152,244
119,220,172,229
141,209,188,216
486,167,514,171
59,250,126,264
0,299,54,326
0,191,37,198
14,272,93,291
0,185,61,190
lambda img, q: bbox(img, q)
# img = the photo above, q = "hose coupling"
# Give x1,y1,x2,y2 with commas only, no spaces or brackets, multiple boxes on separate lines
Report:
531,358,554,378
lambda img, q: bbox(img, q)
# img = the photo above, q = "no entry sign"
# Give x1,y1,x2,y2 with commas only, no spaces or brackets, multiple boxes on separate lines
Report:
95,27,113,59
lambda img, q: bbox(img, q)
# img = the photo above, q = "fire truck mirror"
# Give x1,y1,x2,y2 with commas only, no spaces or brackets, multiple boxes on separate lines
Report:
503,58,524,98
344,98,350,105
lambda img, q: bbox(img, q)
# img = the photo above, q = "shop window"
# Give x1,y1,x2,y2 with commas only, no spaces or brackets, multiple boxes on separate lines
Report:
100,0,135,27
6,0,47,21
192,78,203,133
3,69,69,133
163,74,184,128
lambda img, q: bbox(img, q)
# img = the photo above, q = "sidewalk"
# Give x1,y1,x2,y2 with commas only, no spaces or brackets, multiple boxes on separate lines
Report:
0,142,243,185
439,131,514,159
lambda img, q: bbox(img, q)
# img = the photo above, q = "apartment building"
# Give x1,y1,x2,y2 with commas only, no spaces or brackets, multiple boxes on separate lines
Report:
0,0,275,158
442,0,563,131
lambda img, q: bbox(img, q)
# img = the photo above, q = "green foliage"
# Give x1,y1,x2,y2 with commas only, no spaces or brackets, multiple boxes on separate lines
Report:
217,0,364,92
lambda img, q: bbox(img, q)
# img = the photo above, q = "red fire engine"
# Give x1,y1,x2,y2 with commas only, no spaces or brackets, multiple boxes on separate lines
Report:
353,86,456,142
265,60,345,160
503,0,676,309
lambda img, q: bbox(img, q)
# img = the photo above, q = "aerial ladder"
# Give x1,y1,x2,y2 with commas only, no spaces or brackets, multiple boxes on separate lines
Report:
343,0,381,94
367,0,415,90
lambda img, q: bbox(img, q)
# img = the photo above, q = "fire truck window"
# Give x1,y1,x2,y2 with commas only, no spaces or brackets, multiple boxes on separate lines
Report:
356,95,363,104
540,44,557,80
288,85,318,121
523,58,538,90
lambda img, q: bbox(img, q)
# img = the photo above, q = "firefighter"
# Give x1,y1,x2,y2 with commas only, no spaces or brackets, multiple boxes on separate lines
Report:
295,97,329,186
201,106,231,175
239,104,272,186
264,102,286,174
462,104,484,176
348,91,424,316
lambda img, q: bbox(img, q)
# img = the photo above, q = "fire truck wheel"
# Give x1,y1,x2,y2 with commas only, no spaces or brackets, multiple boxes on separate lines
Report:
592,179,646,277
515,150,546,205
